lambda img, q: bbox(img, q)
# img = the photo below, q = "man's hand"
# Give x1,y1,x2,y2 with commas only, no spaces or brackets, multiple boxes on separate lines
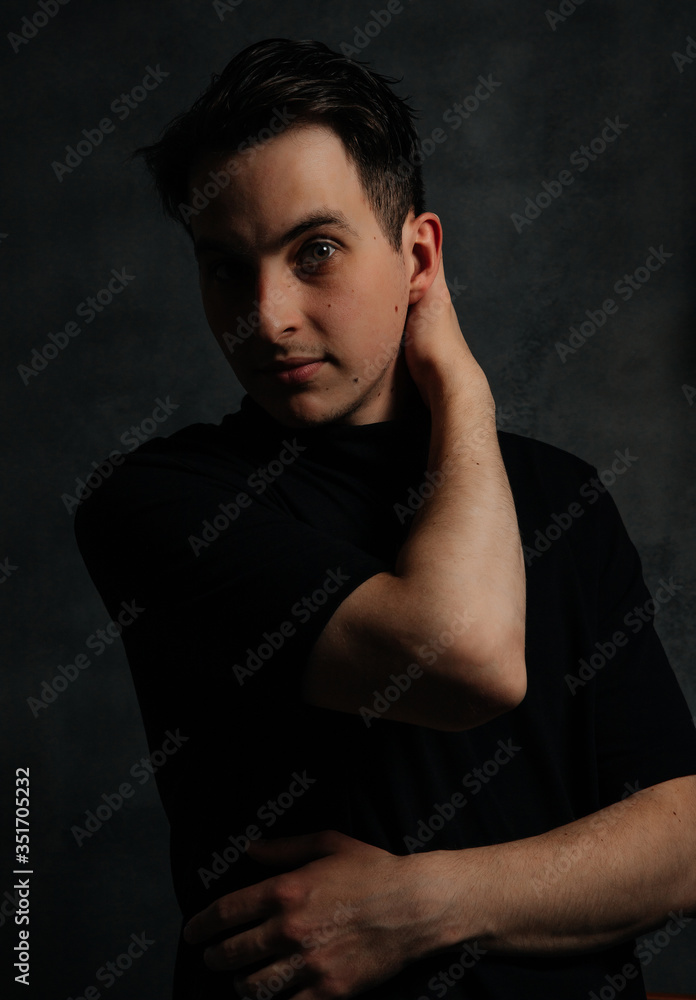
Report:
183,830,444,999
403,252,491,412
184,778,696,998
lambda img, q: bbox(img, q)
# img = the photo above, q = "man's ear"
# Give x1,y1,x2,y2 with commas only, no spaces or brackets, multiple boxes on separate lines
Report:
405,213,443,305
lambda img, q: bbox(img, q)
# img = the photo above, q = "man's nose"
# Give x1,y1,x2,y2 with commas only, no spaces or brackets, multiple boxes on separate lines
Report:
251,268,301,343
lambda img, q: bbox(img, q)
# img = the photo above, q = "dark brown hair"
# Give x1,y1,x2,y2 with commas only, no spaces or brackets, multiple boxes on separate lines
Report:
131,37,426,251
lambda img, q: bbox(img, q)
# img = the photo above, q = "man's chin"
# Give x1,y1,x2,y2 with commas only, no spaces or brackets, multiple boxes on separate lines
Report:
248,388,363,430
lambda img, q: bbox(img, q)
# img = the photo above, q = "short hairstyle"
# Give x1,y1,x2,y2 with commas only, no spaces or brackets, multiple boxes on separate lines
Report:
131,37,426,252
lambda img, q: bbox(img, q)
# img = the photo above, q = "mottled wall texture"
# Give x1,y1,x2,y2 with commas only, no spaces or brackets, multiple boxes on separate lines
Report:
2,0,695,995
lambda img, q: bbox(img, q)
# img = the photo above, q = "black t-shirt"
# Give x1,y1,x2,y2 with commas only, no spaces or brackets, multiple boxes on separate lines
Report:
74,391,696,999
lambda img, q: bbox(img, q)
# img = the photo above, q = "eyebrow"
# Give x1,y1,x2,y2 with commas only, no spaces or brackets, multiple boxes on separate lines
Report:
193,210,361,260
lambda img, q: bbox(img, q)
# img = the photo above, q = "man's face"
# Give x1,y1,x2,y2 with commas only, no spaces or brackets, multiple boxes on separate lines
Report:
189,124,413,427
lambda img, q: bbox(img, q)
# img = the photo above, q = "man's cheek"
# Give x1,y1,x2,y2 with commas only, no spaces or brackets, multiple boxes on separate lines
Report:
353,332,401,384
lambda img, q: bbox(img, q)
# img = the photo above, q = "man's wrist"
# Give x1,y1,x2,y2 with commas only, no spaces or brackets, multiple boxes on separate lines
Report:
427,367,494,415
397,848,490,960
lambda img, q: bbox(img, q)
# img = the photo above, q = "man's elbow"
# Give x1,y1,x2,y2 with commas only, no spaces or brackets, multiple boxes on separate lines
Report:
436,632,527,731
488,654,527,716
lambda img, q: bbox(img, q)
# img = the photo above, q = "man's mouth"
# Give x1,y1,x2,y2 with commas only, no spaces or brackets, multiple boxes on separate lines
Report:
260,357,325,372
259,358,326,384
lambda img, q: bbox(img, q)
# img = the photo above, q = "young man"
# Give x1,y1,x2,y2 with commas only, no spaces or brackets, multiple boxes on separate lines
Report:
75,38,696,1000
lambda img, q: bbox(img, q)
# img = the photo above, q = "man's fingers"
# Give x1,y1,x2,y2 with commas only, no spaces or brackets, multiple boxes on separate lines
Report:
246,830,344,867
405,253,451,334
433,257,453,305
232,955,310,994
201,923,277,972
185,832,348,946
183,880,274,945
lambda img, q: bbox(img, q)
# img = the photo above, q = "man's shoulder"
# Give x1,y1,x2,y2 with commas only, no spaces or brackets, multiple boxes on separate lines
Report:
497,428,597,494
131,411,245,465
73,412,251,542
496,430,635,570
124,403,277,468
101,408,256,478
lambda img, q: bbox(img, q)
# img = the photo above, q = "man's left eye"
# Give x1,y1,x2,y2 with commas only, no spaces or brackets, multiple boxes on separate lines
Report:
299,242,337,273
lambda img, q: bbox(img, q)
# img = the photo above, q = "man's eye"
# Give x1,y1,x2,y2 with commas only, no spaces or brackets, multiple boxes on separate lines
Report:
208,261,235,282
298,241,337,273
204,259,249,283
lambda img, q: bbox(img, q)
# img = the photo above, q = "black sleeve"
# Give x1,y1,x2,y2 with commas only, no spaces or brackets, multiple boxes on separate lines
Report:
586,485,696,807
73,443,391,700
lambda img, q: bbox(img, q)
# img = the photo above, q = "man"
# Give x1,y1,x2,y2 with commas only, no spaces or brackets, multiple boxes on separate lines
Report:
75,38,696,999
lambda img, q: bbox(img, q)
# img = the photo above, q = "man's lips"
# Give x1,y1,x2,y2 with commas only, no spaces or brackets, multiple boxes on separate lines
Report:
259,357,326,372
259,358,327,385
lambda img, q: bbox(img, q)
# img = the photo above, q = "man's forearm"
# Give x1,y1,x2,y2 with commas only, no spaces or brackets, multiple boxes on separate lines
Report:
301,376,526,731
394,374,526,708
406,775,696,959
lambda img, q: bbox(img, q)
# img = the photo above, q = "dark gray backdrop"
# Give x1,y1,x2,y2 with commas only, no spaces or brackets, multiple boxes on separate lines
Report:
2,0,695,995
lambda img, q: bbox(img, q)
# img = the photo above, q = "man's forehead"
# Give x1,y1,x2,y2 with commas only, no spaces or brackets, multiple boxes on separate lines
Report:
188,123,375,248
192,208,362,259
190,122,355,201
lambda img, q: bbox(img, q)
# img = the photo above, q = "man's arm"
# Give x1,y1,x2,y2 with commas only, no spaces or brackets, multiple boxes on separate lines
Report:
184,775,696,997
302,232,527,732
417,773,696,955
